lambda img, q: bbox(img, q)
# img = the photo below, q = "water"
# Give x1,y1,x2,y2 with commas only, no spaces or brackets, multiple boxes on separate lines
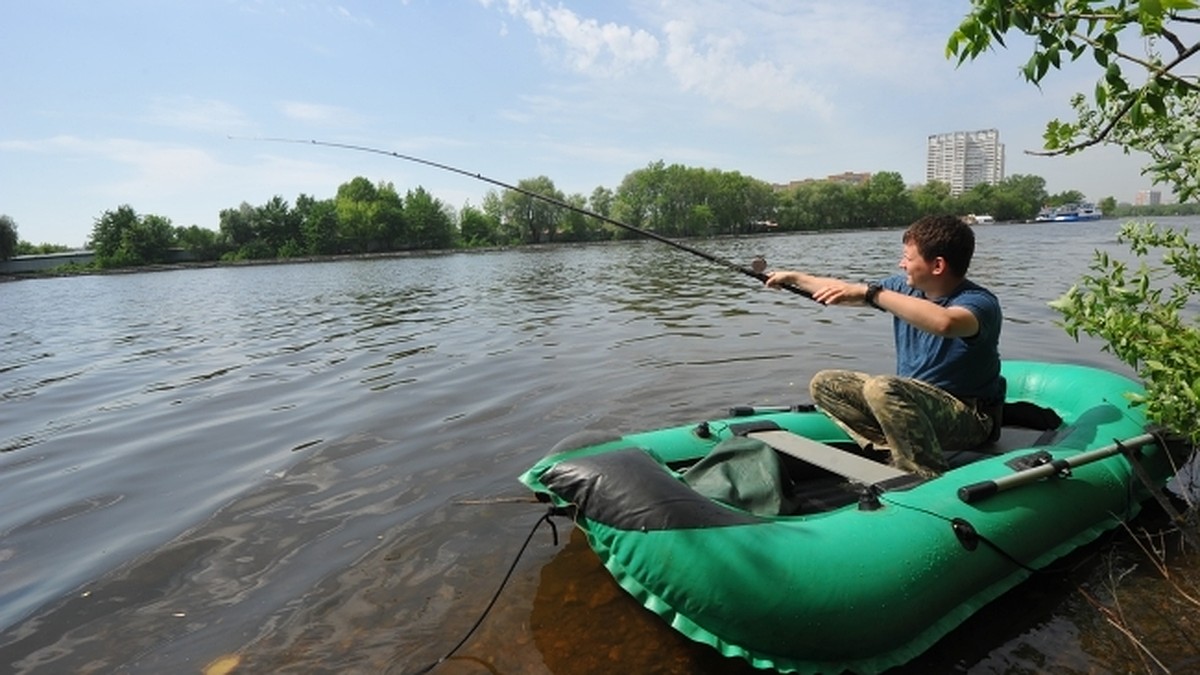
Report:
0,217,1196,674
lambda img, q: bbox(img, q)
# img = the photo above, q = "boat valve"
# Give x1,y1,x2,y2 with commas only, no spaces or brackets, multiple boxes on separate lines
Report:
951,517,980,551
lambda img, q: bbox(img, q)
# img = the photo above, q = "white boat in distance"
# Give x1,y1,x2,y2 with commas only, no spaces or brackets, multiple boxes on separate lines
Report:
1037,203,1103,222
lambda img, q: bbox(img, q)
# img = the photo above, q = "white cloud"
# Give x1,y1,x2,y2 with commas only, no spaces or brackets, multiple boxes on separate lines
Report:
661,19,833,116
490,0,659,77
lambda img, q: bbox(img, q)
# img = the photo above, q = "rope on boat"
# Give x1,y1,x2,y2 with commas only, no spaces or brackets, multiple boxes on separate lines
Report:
404,507,560,675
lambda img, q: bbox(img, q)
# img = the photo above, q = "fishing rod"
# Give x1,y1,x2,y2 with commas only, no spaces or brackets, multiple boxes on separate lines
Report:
234,136,813,300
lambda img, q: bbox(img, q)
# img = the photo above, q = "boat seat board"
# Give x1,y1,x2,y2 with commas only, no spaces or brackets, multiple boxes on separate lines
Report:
748,429,910,485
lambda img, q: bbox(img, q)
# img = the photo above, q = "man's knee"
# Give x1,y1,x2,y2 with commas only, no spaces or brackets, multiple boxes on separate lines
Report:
808,369,861,404
860,375,900,410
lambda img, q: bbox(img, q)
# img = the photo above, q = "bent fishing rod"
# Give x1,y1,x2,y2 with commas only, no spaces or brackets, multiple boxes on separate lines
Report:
234,137,814,300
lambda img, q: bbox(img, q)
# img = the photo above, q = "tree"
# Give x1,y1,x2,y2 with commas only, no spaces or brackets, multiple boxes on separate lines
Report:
950,1,1200,443
296,194,339,255
0,214,17,260
375,182,407,250
992,174,1049,220
218,203,258,253
335,177,383,253
911,181,953,217
131,214,175,263
459,202,504,247
560,193,602,242
176,224,221,260
502,176,563,244
87,206,175,267
1046,189,1087,207
948,0,1200,202
257,196,301,255
862,171,917,228
612,162,661,235
404,186,455,249
589,186,615,220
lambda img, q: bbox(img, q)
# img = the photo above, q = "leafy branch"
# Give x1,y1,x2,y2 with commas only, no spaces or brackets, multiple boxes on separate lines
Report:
947,0,1200,201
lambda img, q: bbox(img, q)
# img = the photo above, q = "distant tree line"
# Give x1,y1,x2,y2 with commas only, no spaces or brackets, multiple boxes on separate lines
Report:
5,162,1192,268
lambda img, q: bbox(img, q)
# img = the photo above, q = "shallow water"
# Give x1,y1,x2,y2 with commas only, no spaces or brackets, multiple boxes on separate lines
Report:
1,217,1197,673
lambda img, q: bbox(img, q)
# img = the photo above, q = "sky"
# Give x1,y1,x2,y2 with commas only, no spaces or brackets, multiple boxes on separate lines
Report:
1,0,1168,248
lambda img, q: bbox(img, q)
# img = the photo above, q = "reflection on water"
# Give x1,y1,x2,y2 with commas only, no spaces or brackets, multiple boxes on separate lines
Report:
0,218,1197,673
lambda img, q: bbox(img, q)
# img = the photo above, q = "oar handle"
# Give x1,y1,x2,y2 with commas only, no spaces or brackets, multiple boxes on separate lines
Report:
957,432,1158,504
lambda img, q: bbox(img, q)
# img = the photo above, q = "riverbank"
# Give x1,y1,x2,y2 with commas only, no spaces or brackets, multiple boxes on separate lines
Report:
0,246,503,282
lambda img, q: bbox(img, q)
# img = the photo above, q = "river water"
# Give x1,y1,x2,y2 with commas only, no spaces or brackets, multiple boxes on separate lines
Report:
1,217,1196,674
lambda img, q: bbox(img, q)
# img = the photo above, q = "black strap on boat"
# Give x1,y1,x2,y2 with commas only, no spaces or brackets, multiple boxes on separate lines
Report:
403,507,560,675
883,499,1046,573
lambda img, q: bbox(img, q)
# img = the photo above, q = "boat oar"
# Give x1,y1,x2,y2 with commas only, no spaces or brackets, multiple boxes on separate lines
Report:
728,404,816,417
957,432,1158,504
233,137,814,300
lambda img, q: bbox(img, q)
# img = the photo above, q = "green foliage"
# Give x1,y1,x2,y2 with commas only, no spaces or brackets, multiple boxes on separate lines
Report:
403,186,455,249
296,193,339,255
501,176,564,244
0,214,17,260
16,241,72,255
175,225,221,260
88,205,175,268
950,1,1200,443
612,162,779,238
335,177,385,252
560,193,607,242
775,172,1048,231
948,0,1200,202
1045,189,1087,207
1051,223,1200,443
459,203,505,247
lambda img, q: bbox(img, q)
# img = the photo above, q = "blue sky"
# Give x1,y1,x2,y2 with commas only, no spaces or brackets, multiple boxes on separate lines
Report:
2,0,1160,248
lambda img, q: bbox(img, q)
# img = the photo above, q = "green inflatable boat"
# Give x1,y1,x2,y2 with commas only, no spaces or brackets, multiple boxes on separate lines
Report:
519,361,1185,674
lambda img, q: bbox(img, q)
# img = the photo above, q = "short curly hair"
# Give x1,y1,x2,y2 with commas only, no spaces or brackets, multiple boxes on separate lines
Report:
902,214,976,277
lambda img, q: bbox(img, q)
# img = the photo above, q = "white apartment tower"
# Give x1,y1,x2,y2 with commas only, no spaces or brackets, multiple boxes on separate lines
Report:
926,129,1005,195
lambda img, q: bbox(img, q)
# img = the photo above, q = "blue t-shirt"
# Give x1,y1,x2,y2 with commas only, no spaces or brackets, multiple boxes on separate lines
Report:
878,273,1003,402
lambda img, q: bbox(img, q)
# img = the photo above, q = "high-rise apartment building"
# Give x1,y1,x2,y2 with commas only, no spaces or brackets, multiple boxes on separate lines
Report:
926,129,1005,195
1135,190,1162,206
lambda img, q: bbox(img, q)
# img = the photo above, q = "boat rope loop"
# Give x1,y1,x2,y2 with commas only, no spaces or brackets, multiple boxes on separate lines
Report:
405,507,560,675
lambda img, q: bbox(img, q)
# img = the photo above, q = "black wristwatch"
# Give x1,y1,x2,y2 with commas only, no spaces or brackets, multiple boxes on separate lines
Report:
864,282,884,310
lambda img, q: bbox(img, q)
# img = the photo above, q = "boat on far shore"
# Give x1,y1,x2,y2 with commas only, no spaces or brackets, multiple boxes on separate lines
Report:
1036,203,1103,222
964,213,994,225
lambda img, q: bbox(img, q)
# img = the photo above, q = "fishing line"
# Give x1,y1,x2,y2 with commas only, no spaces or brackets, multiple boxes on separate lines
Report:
231,136,814,300
403,507,560,675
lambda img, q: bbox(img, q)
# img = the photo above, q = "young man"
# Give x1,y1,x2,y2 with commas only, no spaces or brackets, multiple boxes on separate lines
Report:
765,214,1003,477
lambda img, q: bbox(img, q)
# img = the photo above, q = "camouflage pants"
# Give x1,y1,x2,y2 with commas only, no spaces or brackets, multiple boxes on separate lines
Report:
809,370,993,478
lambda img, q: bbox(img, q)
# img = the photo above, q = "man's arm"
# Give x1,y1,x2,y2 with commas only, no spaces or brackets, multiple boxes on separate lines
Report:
871,287,980,338
764,271,870,306
766,271,981,338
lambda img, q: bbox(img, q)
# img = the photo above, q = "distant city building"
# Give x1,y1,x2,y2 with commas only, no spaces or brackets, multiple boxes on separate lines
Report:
772,171,873,192
926,129,1005,195
1135,190,1162,206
